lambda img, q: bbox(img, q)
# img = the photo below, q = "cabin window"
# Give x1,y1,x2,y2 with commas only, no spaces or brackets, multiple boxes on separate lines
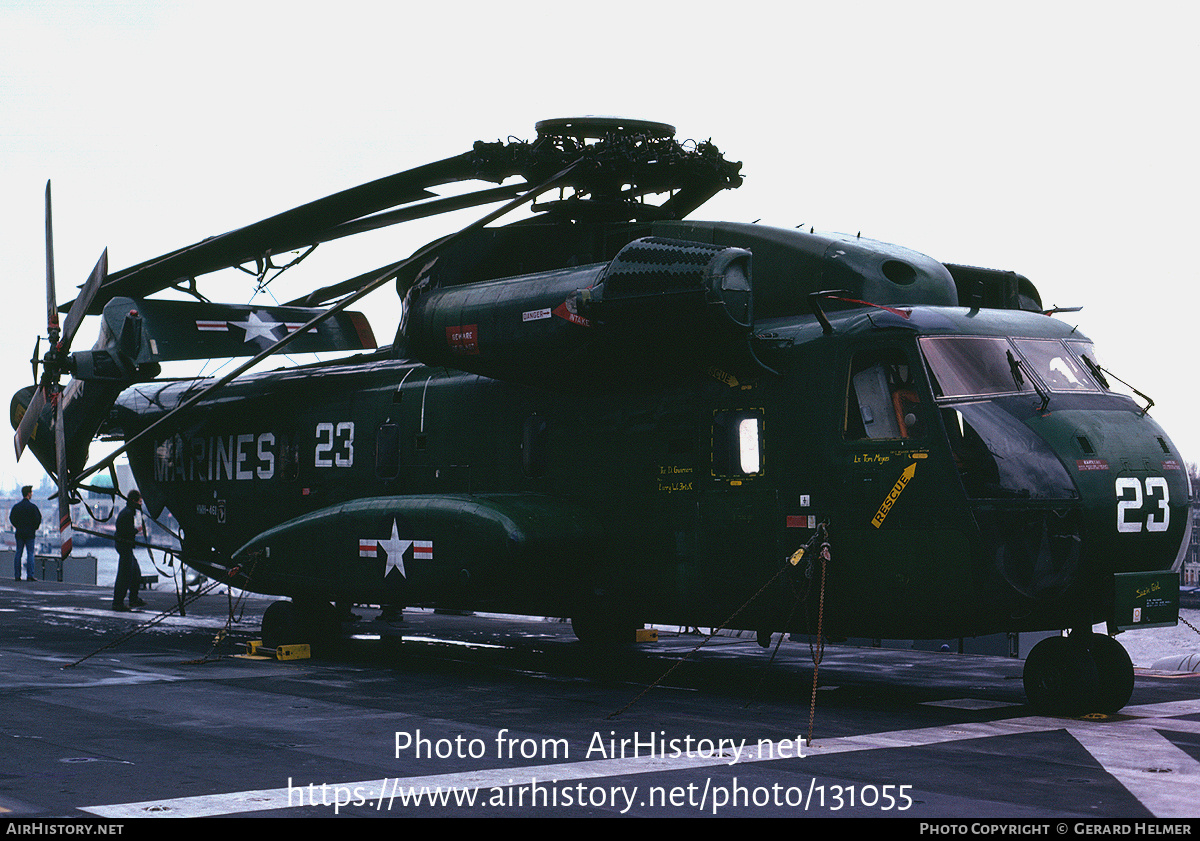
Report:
737,417,761,474
712,409,764,478
522,414,549,478
376,422,400,479
846,348,924,440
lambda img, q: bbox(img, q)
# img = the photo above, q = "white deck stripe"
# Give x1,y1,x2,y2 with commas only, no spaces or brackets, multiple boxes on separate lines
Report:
83,700,1200,818
71,719,1067,817
84,749,766,818
1069,724,1200,819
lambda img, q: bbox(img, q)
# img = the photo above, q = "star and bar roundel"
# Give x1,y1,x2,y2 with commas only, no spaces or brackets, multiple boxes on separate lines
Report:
196,312,312,342
359,520,432,579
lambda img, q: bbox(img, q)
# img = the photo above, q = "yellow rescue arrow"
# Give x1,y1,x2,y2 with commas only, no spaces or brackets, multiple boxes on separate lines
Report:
872,462,917,529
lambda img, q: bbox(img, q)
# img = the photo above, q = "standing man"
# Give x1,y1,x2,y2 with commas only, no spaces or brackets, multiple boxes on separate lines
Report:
10,485,41,581
111,490,147,611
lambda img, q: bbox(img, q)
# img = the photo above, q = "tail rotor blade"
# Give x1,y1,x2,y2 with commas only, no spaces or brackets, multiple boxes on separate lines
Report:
60,249,107,352
45,181,59,337
19,180,109,467
14,386,46,460
30,336,40,387
54,390,73,562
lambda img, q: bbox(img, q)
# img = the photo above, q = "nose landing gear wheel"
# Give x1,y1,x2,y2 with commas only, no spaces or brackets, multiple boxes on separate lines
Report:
1088,632,1135,714
1023,633,1134,715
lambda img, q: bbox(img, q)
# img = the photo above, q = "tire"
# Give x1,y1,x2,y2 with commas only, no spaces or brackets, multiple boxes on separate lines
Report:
571,610,638,648
261,598,339,651
261,600,297,649
1024,635,1071,714
1023,634,1100,716
1087,633,1134,714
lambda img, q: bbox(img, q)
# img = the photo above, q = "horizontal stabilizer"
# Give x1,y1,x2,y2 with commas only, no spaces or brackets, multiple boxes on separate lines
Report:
123,299,377,361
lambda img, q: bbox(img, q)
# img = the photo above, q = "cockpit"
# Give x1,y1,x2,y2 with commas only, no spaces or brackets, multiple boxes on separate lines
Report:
845,334,1131,502
919,335,1113,501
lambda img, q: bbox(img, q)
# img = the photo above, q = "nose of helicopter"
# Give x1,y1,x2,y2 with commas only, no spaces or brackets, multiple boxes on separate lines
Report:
1032,407,1189,568
969,405,1190,630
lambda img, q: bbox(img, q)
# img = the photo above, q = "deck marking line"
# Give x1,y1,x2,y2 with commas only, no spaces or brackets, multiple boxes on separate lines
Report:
83,699,1200,818
1069,724,1200,819
81,718,1057,818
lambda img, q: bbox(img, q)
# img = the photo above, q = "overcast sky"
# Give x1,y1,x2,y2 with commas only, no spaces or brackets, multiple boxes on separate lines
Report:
1,1,1198,490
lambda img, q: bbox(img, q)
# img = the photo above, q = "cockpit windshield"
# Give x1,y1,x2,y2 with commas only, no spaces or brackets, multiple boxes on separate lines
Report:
1011,339,1100,392
919,336,1034,399
920,336,1102,400
916,335,1105,500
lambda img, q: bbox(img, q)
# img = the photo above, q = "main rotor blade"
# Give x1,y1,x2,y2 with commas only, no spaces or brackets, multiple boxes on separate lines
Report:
74,157,585,488
78,152,485,314
285,184,529,308
308,183,528,246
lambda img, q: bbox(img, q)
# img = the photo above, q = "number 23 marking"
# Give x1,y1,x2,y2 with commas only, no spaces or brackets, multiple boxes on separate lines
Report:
1116,476,1169,533
315,422,354,468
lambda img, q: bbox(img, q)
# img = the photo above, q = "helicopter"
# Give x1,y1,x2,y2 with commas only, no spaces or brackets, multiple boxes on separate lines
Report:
11,117,1189,716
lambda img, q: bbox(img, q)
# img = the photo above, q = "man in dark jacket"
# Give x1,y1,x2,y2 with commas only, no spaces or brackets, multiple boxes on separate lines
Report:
10,486,41,581
111,490,147,611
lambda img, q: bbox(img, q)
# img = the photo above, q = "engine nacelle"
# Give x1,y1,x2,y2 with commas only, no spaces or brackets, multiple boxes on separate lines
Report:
401,237,753,381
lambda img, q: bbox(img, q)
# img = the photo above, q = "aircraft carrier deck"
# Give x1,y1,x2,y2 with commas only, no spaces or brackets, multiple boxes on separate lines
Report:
2,577,1199,825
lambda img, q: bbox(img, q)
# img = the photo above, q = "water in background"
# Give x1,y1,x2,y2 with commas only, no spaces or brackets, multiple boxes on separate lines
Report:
1104,610,1200,668
81,545,180,590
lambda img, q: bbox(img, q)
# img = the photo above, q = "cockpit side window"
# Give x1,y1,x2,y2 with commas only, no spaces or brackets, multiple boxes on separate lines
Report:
846,348,924,440
1065,340,1130,398
1066,340,1101,376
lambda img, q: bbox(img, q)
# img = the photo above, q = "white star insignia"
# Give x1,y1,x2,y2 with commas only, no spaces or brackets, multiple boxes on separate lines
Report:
230,312,283,343
359,521,432,579
377,521,413,579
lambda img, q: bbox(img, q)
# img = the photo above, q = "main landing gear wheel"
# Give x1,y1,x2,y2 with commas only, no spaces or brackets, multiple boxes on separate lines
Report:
261,600,297,649
571,609,639,649
261,598,340,652
1023,633,1133,715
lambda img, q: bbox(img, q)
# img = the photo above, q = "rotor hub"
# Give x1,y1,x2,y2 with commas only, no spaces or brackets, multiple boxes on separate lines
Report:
534,116,677,141
469,117,741,223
